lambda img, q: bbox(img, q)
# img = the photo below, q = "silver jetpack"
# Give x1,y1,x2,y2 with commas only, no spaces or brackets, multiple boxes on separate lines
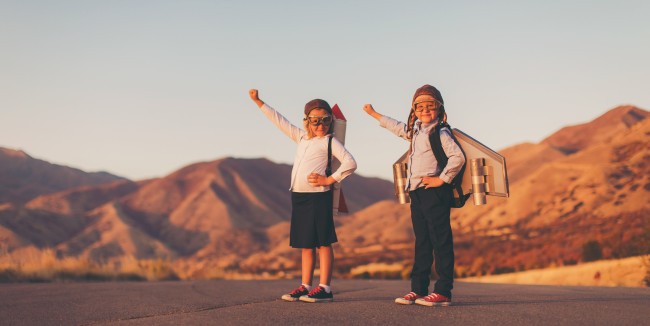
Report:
393,128,509,206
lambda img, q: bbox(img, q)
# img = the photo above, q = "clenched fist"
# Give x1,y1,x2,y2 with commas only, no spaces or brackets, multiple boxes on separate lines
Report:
363,104,375,115
363,103,382,121
249,89,259,101
249,89,264,107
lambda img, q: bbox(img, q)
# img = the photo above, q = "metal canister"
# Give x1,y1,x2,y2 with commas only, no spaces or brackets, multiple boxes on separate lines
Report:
470,158,487,205
393,162,410,204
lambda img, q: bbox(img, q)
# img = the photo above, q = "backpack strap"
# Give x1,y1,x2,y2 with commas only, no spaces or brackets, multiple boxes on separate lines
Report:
429,122,449,170
326,136,333,177
429,122,468,207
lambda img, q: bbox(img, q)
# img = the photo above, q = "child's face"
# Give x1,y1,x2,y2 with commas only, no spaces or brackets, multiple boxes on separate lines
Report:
306,108,332,137
414,95,441,124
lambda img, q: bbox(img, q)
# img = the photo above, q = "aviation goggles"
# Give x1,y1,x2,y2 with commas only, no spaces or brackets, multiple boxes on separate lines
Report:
305,115,333,126
413,100,443,113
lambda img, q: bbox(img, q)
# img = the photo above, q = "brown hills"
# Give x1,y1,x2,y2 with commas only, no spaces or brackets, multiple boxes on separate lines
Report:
0,147,124,205
542,105,648,154
0,157,394,278
0,105,648,280
456,105,649,231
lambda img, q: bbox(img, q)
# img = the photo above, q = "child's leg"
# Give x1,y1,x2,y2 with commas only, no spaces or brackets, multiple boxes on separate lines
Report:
430,211,454,298
410,190,434,295
424,186,454,298
302,248,316,285
318,245,334,285
298,245,334,303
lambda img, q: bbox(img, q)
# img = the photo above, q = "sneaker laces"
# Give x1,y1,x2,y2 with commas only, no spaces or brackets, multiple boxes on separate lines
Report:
307,286,324,296
289,285,307,295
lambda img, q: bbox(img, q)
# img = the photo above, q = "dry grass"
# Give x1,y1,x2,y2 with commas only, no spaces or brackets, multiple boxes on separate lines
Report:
349,262,408,280
2,247,647,285
0,248,178,282
460,255,649,287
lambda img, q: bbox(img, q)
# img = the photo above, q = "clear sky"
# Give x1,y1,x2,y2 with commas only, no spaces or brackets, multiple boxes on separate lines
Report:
1,1,648,181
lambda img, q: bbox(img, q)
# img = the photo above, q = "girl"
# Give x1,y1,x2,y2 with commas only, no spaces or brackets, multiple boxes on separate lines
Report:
363,84,464,306
249,89,357,303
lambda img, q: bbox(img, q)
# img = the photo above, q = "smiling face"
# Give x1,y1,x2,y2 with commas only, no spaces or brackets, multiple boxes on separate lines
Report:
306,108,332,138
413,94,441,124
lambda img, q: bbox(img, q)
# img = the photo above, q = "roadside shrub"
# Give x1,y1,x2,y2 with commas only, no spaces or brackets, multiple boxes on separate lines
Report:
582,240,603,262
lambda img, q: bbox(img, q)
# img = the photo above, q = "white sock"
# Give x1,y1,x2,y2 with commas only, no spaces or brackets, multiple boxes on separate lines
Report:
319,284,331,293
302,284,312,290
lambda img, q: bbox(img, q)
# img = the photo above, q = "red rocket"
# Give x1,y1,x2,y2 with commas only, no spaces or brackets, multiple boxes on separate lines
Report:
331,104,348,214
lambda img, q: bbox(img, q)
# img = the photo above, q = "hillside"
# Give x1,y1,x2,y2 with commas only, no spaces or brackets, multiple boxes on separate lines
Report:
0,156,394,278
0,147,125,205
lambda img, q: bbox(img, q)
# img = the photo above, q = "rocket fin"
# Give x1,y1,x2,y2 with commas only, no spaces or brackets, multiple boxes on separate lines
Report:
330,103,349,213
332,104,347,120
337,188,349,213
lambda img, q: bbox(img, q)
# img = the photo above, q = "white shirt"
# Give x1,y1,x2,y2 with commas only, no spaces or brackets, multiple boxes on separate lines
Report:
260,103,357,192
379,115,465,191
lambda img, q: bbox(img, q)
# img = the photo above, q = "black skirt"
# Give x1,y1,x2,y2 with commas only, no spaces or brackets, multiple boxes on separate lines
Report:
290,190,338,248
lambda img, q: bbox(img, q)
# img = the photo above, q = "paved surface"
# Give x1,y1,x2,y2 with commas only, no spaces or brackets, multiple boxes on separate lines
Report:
1,279,649,325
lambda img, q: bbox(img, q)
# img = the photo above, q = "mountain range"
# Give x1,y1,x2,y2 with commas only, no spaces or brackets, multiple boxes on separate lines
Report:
0,105,648,279
0,148,123,205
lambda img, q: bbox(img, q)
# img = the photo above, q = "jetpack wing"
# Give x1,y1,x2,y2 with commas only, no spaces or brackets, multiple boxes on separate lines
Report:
452,128,510,205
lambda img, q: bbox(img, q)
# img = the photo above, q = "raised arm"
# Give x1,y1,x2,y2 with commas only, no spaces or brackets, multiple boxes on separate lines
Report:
249,89,305,143
363,104,383,121
249,89,265,107
363,103,409,140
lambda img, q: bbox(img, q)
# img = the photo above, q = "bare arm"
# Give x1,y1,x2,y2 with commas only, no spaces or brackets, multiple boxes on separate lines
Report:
248,88,305,143
364,103,409,140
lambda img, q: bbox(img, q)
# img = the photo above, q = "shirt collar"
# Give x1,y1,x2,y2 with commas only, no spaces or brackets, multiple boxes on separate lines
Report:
415,118,439,134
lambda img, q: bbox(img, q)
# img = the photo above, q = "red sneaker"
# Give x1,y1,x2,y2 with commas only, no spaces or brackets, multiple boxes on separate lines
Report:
415,293,452,306
281,285,310,302
395,291,423,305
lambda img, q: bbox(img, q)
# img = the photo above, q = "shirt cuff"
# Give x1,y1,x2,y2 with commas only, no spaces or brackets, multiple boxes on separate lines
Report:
439,173,453,184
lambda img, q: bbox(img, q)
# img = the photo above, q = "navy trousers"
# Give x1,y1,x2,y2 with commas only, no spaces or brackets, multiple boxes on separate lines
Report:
409,185,455,298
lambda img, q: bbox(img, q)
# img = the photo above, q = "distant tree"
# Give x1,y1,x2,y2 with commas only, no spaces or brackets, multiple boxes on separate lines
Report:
582,240,603,262
493,266,516,275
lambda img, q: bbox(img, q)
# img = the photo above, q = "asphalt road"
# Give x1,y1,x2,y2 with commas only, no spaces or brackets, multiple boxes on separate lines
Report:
1,279,649,325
